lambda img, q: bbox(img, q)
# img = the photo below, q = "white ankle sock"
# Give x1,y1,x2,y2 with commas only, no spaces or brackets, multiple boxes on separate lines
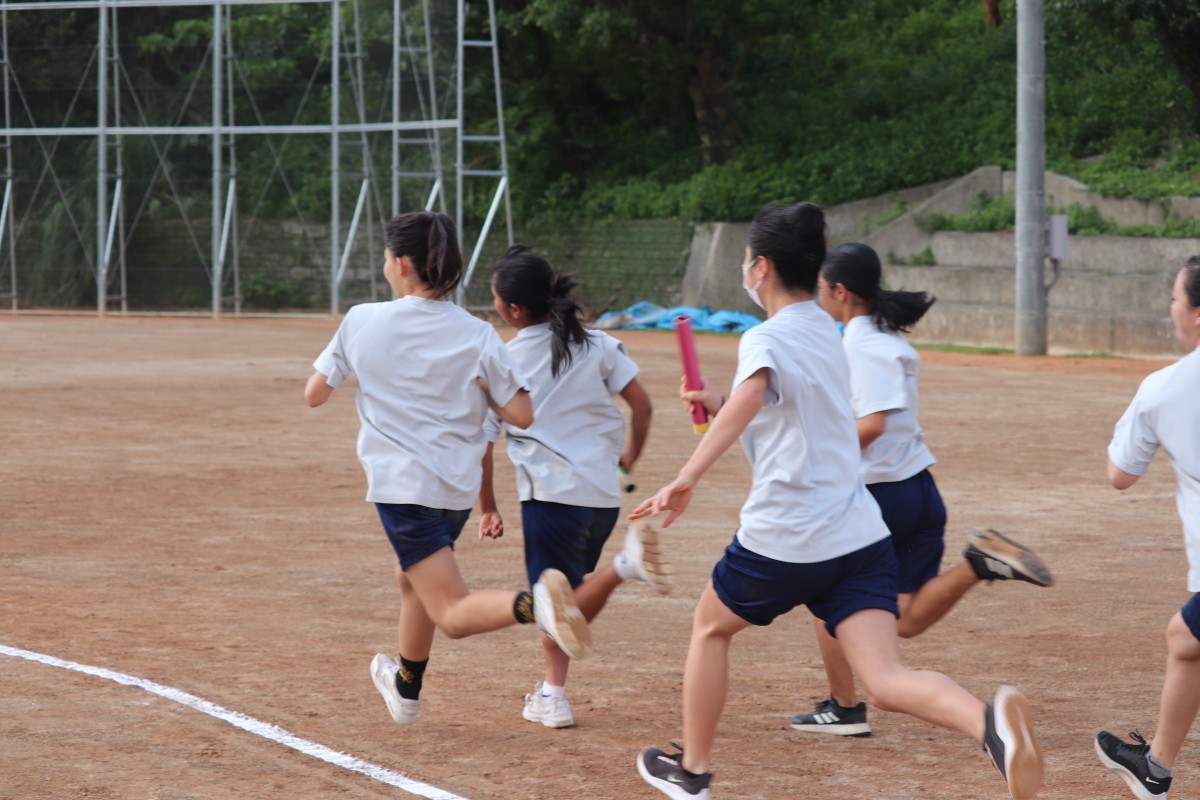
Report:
540,682,565,699
613,552,632,581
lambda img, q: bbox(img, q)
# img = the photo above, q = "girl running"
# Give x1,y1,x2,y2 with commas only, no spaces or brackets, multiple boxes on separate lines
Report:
305,212,590,727
631,201,1044,800
790,242,1055,737
1096,255,1200,800
481,245,669,729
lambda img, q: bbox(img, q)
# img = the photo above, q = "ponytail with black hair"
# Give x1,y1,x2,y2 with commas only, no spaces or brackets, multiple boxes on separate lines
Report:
822,242,935,334
1184,255,1200,308
384,211,463,299
492,245,590,377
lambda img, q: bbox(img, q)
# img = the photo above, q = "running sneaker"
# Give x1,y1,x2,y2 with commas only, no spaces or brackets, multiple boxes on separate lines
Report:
636,744,712,800
789,695,871,737
369,653,421,725
982,685,1044,800
620,522,673,595
532,568,593,660
522,684,575,728
965,528,1055,586
1096,730,1172,799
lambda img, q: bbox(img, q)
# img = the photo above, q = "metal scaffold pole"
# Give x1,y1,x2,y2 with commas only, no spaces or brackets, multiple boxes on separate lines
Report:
0,0,509,317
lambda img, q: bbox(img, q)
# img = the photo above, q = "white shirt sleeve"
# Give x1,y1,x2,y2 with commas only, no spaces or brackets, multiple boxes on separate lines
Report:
1108,382,1160,477
847,344,907,418
477,329,530,409
483,410,502,444
312,320,353,388
733,330,781,406
599,334,640,395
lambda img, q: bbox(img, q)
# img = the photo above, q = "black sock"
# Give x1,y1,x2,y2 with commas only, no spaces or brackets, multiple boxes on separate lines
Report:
514,590,534,624
395,655,428,700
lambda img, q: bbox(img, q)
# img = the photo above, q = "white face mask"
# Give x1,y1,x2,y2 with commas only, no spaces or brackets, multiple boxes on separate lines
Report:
741,257,764,310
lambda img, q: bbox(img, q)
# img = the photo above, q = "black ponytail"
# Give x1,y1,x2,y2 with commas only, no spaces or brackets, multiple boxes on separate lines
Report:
822,242,935,333
492,245,589,377
384,211,463,299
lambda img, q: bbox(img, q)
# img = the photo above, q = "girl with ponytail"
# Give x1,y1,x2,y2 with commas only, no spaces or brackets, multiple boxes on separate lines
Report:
306,212,594,728
790,241,1054,739
483,244,663,729
632,206,1045,800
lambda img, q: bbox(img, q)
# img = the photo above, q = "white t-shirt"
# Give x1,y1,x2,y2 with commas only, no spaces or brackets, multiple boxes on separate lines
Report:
733,301,890,564
486,324,638,507
313,296,528,509
1108,347,1200,591
843,316,936,484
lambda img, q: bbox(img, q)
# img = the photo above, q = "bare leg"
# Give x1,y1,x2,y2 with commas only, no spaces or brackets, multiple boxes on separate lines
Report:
896,562,980,638
576,563,623,620
396,561,437,660
1151,611,1200,768
680,582,752,775
811,560,981,705
837,608,985,740
402,546,524,638
541,564,625,687
812,616,859,707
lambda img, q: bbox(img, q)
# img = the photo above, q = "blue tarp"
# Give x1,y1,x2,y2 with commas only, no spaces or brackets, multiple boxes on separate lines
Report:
595,302,761,334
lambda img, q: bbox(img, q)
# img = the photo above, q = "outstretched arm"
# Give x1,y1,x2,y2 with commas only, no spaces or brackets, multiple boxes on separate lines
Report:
629,368,768,527
305,371,335,407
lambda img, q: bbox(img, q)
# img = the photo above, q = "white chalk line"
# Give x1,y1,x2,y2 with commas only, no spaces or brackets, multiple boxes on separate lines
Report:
0,644,470,800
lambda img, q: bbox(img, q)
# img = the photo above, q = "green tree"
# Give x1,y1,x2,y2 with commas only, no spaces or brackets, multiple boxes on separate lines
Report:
514,0,796,167
1055,1,1200,129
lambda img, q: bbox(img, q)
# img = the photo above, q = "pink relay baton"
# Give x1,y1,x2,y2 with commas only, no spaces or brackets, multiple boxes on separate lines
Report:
674,315,710,434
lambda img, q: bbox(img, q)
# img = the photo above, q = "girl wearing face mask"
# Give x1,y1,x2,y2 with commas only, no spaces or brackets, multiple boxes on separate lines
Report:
631,202,1045,800
789,242,1055,739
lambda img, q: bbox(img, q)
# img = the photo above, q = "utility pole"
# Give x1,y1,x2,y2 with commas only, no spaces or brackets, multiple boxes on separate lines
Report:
1015,0,1047,355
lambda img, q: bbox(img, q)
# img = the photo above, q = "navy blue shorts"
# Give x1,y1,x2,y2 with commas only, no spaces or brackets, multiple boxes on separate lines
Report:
521,499,620,589
867,468,948,594
711,534,899,636
1182,593,1200,641
375,503,470,570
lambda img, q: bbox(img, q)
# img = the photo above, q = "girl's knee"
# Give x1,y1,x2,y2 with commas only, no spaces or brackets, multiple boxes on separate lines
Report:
1166,613,1200,660
857,671,905,712
439,621,470,640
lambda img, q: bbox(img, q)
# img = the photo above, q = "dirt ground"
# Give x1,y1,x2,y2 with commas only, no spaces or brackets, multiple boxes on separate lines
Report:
0,314,1193,800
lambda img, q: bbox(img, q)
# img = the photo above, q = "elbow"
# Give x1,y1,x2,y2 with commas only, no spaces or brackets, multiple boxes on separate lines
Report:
1107,463,1138,491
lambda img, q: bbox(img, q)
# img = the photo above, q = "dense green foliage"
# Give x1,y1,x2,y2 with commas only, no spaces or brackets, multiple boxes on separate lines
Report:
498,0,1200,221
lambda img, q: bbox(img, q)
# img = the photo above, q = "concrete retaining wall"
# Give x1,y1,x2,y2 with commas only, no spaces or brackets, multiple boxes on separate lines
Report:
680,168,1200,356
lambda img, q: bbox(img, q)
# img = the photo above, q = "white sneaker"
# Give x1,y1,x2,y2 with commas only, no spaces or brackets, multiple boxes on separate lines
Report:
370,653,421,725
532,569,592,660
619,523,672,595
523,685,575,728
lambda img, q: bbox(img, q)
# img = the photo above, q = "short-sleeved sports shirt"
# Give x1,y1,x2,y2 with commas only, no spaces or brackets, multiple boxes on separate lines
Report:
486,324,638,507
732,301,890,564
313,295,528,509
842,316,936,484
1108,347,1200,591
